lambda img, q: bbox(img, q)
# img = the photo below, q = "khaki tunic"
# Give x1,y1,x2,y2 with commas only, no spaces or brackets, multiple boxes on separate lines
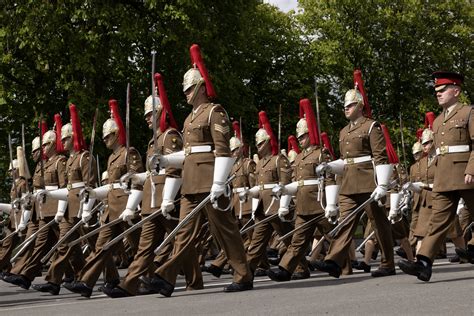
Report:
413,155,435,237
38,154,67,219
231,157,256,216
9,178,27,230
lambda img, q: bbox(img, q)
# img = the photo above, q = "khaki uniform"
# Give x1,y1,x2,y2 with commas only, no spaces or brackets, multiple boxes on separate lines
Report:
246,153,292,272
18,154,66,281
418,103,474,260
278,147,335,274
155,103,252,285
413,155,435,237
44,150,97,285
120,128,202,295
80,146,144,287
408,159,424,246
325,117,394,270
0,178,27,272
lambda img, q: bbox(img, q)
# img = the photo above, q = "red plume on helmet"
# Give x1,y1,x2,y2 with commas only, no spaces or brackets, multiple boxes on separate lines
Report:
108,99,126,146
258,111,278,156
40,120,48,137
190,44,216,100
54,114,65,153
287,135,300,154
321,132,336,160
353,69,372,119
381,124,399,164
69,104,87,152
232,121,242,140
299,98,320,146
155,73,178,133
416,128,424,141
424,112,436,130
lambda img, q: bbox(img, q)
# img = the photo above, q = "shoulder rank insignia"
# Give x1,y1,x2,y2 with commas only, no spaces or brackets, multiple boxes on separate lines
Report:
214,124,230,134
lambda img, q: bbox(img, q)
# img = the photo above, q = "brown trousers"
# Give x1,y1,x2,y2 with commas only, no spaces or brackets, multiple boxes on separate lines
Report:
44,217,85,284
120,214,202,295
20,217,59,280
418,189,474,261
156,193,252,285
11,220,39,274
0,232,21,272
246,213,293,272
325,193,394,269
279,214,333,274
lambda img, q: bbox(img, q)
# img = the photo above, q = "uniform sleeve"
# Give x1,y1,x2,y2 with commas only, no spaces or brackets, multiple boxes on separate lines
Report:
465,106,474,175
128,148,145,190
247,160,257,187
369,122,389,165
57,157,67,188
81,151,98,188
164,130,183,178
277,155,292,185
209,105,232,157
321,150,336,186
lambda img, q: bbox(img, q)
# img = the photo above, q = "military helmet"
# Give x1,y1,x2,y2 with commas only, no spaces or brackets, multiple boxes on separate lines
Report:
229,136,242,152
102,118,119,139
296,118,308,138
182,68,204,93
421,128,434,145
412,141,423,155
42,130,56,145
32,136,41,152
61,123,73,140
255,128,270,146
344,89,363,108
144,95,162,117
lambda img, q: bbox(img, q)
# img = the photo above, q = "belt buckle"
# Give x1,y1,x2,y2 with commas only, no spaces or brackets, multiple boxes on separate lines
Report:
298,180,304,187
346,157,354,164
67,183,72,190
440,145,448,155
184,147,191,156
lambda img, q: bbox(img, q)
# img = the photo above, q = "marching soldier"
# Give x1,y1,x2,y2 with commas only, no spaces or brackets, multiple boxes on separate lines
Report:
0,150,29,276
203,120,257,277
66,99,144,297
140,44,253,296
313,83,396,278
104,73,201,298
267,98,335,281
399,71,474,281
32,105,97,295
4,123,66,289
243,111,294,274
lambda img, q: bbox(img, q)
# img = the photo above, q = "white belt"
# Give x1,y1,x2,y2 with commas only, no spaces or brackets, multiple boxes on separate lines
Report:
184,145,212,155
158,169,166,175
45,185,58,191
233,187,249,193
109,183,122,190
68,182,85,189
436,145,470,156
259,183,277,190
343,155,372,164
297,179,320,187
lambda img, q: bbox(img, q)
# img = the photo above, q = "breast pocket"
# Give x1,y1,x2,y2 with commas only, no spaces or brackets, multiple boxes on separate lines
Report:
44,171,58,184
450,121,468,142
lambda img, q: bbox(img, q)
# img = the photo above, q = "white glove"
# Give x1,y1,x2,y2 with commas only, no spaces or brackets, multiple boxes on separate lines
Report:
316,159,344,176
54,200,68,223
371,164,393,204
278,194,292,221
388,193,402,224
271,184,284,199
210,157,236,205
119,209,135,225
402,181,423,193
18,210,31,231
325,185,340,224
251,198,259,220
153,151,185,169
247,186,260,199
120,172,148,190
48,188,68,201
81,209,92,224
283,181,298,196
161,177,182,219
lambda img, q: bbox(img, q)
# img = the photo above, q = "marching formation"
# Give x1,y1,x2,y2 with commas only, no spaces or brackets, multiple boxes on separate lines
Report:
0,44,472,301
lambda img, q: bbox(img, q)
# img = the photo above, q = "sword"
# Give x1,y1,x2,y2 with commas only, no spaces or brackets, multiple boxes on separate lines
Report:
125,83,131,169
240,213,279,235
67,216,124,248
278,104,282,152
154,175,236,255
8,133,20,231
277,213,325,242
40,201,104,263
96,154,101,185
0,230,18,244
356,231,375,253
84,108,98,206
10,219,57,263
239,217,254,233
21,124,30,193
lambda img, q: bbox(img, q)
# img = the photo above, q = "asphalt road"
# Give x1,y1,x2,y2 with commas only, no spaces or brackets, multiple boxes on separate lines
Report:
1,244,473,316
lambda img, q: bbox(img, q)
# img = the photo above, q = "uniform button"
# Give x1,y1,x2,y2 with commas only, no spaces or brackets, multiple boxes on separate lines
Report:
442,122,446,126
346,152,349,154
187,132,190,135
346,142,349,145
441,132,445,135
441,142,444,145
